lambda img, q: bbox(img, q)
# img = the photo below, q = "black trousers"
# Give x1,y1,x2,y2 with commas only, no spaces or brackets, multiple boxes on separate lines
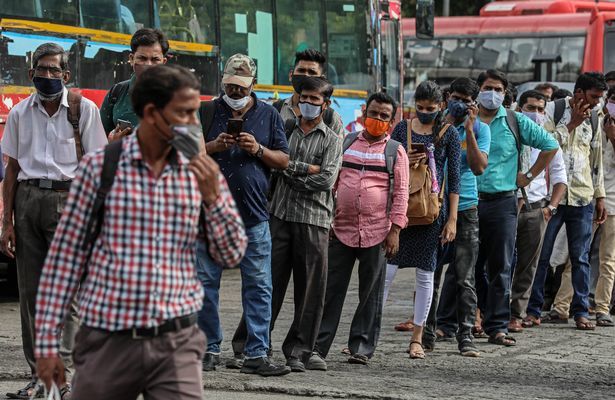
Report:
315,234,386,359
232,217,329,363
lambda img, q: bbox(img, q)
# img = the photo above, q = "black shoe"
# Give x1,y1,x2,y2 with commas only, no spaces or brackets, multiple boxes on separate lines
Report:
286,357,306,372
347,353,368,365
226,354,244,369
458,337,480,357
306,352,327,371
240,357,291,377
6,380,44,399
202,353,220,371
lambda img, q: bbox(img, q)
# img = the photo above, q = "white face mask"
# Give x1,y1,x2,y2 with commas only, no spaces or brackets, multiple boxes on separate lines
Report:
223,94,250,110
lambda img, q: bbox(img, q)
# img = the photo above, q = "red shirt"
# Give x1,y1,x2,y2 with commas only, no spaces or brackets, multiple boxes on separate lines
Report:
333,133,409,248
35,135,247,358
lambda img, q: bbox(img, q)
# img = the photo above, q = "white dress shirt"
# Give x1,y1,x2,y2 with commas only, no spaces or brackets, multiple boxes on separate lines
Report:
2,88,107,181
520,148,568,203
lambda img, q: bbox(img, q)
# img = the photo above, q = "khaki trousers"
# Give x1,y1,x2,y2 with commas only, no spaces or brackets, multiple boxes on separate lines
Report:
596,216,615,314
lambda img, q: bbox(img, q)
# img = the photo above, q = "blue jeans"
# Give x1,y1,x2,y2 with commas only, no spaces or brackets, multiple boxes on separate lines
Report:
195,221,272,358
527,204,594,319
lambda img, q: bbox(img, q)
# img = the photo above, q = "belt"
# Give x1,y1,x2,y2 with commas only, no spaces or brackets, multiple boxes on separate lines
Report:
478,191,516,201
520,199,547,212
115,313,197,339
25,179,72,191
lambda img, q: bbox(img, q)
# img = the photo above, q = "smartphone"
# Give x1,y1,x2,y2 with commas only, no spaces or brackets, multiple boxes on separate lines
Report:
117,119,133,130
227,118,243,138
411,143,426,153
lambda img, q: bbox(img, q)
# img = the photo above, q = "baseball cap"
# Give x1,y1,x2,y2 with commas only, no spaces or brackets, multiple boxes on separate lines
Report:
222,54,256,88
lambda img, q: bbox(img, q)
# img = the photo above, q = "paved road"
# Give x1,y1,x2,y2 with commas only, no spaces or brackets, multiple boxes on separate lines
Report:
1,267,614,399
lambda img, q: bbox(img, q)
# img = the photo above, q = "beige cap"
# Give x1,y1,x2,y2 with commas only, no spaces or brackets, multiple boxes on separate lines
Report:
222,54,256,88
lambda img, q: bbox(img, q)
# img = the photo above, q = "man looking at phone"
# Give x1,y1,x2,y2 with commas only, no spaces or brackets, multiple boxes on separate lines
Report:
100,28,169,141
423,78,490,357
198,54,291,376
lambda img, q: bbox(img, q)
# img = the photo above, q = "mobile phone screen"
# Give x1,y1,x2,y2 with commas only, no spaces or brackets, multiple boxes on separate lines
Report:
227,118,243,137
117,119,133,130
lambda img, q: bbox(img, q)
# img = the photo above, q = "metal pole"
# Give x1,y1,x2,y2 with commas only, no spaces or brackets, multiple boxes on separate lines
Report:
443,0,450,16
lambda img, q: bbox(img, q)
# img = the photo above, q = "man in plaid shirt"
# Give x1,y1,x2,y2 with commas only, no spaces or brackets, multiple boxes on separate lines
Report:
35,65,247,399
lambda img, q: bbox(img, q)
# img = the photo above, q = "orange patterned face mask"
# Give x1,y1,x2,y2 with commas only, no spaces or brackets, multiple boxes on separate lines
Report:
364,117,390,136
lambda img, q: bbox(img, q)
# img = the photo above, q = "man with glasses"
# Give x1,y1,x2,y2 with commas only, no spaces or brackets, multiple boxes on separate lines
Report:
1,43,107,399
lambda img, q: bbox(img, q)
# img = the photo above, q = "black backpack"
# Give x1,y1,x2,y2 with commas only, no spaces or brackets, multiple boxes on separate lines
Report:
104,79,130,125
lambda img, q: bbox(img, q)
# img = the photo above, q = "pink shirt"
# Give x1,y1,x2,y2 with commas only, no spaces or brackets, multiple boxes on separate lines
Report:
333,133,409,248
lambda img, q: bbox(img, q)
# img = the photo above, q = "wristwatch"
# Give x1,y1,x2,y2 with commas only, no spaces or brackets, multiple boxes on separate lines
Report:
547,205,558,216
524,171,534,181
253,144,265,158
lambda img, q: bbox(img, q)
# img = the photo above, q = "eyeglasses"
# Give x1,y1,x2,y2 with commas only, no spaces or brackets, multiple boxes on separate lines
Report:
34,66,64,77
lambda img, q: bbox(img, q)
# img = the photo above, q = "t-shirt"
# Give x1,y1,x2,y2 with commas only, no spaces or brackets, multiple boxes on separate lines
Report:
206,93,289,227
457,120,491,211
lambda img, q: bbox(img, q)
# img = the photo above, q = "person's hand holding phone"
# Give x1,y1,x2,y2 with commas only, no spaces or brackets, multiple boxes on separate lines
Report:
108,119,132,142
408,144,426,167
212,133,237,153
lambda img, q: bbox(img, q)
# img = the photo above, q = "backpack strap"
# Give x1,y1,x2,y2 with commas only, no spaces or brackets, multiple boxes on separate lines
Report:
406,119,413,153
66,90,84,161
505,109,522,168
384,139,401,215
342,131,360,153
105,80,130,129
323,107,335,127
553,98,566,127
199,101,217,137
273,99,285,113
284,118,296,140
590,109,599,142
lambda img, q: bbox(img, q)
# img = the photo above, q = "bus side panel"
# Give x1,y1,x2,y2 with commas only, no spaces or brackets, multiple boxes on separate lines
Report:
584,15,605,72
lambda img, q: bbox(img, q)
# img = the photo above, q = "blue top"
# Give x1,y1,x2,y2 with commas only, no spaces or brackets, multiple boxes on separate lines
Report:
477,106,559,194
206,94,289,227
457,120,491,211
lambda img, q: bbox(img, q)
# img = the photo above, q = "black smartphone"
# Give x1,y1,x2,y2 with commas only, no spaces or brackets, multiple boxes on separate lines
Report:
411,143,426,153
117,119,133,130
227,118,243,137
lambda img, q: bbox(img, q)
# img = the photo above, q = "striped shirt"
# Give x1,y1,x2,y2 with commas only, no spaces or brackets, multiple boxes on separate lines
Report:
35,134,247,358
269,118,343,229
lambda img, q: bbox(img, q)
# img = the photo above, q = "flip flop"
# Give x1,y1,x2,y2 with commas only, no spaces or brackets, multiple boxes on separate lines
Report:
542,311,568,324
409,341,425,359
472,325,488,339
574,317,596,331
488,334,516,347
596,313,615,327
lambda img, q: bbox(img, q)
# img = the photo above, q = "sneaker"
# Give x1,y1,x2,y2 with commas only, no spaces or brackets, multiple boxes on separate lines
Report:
202,353,221,372
240,357,291,377
226,354,244,369
306,352,327,371
285,357,306,372
6,380,44,399
458,338,480,357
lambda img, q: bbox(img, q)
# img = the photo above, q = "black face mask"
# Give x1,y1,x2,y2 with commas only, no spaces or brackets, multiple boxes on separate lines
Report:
291,74,310,93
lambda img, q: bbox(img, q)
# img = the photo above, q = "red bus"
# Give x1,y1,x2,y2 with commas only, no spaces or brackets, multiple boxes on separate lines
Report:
403,0,615,92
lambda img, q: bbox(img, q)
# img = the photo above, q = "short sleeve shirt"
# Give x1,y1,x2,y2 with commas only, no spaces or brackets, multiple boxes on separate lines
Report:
457,121,491,211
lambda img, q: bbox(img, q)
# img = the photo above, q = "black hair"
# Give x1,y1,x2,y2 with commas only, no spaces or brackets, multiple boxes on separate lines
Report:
294,49,326,72
132,64,200,118
607,86,615,99
477,69,509,90
574,72,608,92
518,90,547,108
449,78,479,100
130,28,169,55
534,82,559,93
298,76,334,101
503,87,515,108
605,71,615,83
366,92,398,119
33,43,69,71
414,80,445,141
552,88,572,101
442,86,451,102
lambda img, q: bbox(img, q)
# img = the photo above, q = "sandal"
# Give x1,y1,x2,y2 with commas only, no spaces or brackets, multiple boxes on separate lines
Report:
521,315,541,328
347,353,368,365
60,384,72,400
340,347,351,355
574,316,596,331
394,320,415,332
472,325,488,339
6,380,44,399
596,313,615,327
542,311,568,324
409,341,425,359
488,334,516,347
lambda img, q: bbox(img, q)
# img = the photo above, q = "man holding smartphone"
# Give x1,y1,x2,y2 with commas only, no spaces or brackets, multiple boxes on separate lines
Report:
198,54,291,376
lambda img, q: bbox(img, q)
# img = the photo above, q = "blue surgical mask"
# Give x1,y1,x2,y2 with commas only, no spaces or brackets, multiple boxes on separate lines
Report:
299,101,323,120
522,111,546,126
33,76,64,100
447,100,468,120
416,110,439,124
478,90,504,110
223,94,250,111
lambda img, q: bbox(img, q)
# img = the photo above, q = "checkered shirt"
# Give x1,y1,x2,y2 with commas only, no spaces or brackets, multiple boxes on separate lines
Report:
35,134,247,358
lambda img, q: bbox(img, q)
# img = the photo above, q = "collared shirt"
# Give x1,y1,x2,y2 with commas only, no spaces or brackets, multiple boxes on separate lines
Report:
100,75,137,134
278,97,346,137
477,106,559,194
333,132,409,248
518,148,568,203
1,89,107,181
35,134,247,358
456,120,491,211
269,118,343,229
207,93,289,227
602,131,615,214
544,97,605,206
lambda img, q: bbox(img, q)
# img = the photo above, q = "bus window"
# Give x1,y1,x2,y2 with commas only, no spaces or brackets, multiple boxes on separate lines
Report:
219,1,274,85
325,0,369,90
507,37,538,82
77,41,131,91
472,38,510,72
275,0,324,85
381,18,400,102
80,1,148,34
605,30,615,72
156,0,216,44
557,36,584,81
3,0,77,26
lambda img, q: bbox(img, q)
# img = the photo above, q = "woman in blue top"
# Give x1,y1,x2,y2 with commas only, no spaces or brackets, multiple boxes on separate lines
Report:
387,81,461,359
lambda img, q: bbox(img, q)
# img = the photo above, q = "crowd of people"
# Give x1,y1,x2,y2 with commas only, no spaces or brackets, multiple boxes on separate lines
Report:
1,27,615,399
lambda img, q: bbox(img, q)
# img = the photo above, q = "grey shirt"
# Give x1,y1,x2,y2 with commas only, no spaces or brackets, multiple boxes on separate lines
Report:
269,118,343,229
279,97,346,137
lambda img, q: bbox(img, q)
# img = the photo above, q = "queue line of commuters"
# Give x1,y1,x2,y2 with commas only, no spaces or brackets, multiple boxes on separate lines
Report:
1,27,614,399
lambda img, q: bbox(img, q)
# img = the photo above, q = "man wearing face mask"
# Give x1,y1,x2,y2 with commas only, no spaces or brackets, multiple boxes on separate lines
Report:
508,90,567,333
314,92,407,367
474,69,559,347
526,72,608,331
100,28,168,141
1,43,107,399
198,54,291,376
273,49,345,137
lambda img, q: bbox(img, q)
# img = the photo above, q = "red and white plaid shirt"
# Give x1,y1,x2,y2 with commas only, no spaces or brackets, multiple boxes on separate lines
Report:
35,134,247,358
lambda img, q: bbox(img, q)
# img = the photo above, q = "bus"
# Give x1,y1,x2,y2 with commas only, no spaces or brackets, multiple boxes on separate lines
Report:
0,0,403,136
403,0,615,93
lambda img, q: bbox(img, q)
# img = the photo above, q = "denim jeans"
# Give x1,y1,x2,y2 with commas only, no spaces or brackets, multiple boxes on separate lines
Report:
195,221,272,358
527,204,594,319
475,196,518,336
